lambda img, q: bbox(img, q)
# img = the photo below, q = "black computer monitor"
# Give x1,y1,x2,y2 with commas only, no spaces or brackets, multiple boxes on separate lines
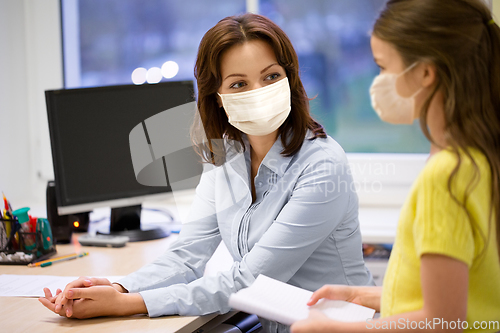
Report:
45,81,201,241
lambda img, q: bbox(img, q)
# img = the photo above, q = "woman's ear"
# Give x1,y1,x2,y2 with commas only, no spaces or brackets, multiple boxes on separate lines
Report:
216,93,223,108
421,62,437,88
216,93,229,118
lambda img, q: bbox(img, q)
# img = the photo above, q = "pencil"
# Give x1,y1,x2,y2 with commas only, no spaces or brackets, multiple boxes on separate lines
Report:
28,252,89,267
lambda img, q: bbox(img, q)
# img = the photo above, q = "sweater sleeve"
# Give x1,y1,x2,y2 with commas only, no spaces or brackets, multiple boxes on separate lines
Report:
413,151,477,267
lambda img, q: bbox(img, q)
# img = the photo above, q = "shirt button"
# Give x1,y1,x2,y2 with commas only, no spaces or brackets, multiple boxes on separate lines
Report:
257,181,263,187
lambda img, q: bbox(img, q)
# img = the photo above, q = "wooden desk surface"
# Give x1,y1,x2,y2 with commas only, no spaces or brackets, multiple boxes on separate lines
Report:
0,233,218,333
0,198,398,332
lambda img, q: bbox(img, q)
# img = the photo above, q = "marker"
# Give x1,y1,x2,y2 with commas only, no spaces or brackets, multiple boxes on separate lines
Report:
28,251,89,267
13,207,37,251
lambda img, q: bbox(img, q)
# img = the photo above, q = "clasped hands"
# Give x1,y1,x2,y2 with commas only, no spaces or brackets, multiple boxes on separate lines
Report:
38,277,130,319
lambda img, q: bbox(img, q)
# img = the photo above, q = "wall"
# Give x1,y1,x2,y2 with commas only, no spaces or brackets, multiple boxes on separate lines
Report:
0,0,62,208
494,0,500,20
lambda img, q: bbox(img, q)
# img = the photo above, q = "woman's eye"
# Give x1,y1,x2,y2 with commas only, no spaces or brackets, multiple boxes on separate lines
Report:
230,81,246,89
265,73,281,81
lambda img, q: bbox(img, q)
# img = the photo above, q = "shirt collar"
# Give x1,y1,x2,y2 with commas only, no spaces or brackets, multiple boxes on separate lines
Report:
242,133,294,178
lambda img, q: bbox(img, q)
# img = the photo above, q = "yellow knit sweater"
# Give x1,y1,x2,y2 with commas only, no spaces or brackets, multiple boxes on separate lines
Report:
381,148,500,331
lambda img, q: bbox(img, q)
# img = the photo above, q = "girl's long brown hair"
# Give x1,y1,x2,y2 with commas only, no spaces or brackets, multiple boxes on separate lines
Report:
374,0,500,261
192,13,326,165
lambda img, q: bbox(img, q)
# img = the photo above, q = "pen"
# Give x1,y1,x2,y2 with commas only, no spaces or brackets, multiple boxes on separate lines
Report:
0,210,6,249
28,251,89,267
2,192,12,217
3,209,12,245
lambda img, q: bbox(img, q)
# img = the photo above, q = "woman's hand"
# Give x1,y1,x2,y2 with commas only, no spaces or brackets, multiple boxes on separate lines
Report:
40,276,125,317
39,287,63,307
39,285,145,319
308,285,381,312
57,277,115,317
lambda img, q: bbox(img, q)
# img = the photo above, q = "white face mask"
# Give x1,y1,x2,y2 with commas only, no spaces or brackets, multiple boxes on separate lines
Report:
369,63,422,125
218,77,291,136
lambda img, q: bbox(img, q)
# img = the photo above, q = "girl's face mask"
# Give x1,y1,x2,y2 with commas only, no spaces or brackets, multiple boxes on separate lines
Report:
369,63,422,125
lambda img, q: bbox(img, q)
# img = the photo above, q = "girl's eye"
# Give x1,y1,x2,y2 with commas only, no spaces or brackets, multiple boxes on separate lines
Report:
265,73,281,81
230,81,246,89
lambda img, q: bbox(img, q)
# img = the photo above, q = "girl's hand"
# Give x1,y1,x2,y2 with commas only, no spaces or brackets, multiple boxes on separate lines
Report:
292,285,379,333
40,285,136,319
308,285,381,312
291,310,339,333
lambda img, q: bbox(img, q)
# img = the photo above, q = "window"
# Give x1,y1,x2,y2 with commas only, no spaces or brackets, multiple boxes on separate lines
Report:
259,0,429,154
62,0,246,87
62,0,428,153
61,0,431,206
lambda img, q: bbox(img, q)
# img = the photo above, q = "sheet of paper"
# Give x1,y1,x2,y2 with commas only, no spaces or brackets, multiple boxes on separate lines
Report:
240,274,313,322
0,275,124,297
229,275,375,325
312,299,376,322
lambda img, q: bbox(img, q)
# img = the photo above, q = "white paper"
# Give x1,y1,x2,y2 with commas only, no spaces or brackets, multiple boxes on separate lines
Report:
229,275,376,326
0,274,124,297
312,298,376,322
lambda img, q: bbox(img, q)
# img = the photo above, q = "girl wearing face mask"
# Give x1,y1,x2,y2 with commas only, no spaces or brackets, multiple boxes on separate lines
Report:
40,14,373,331
292,0,500,332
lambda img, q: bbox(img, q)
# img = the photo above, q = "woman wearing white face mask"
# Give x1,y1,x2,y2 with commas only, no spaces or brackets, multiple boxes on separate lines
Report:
40,14,373,332
292,0,500,332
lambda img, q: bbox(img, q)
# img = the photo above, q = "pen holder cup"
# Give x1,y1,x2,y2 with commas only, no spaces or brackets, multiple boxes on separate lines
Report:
0,218,56,265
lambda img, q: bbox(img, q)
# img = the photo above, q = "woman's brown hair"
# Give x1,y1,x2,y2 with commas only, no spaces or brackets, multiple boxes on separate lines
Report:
192,13,325,165
373,0,500,261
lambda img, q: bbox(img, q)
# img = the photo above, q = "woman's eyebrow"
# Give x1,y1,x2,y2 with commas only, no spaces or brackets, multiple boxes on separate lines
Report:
223,63,279,81
260,62,279,74
224,73,246,81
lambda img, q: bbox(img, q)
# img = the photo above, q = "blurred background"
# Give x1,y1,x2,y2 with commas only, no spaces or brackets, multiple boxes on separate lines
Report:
1,0,497,206
63,0,429,154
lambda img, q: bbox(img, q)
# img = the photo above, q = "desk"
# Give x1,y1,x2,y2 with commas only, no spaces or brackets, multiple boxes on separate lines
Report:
1,193,399,332
0,234,223,333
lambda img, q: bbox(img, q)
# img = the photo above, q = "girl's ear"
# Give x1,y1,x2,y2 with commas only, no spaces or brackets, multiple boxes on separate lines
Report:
421,62,437,88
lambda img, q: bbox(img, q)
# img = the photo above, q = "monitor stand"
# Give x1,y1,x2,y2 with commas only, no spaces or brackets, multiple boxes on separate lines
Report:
97,205,170,242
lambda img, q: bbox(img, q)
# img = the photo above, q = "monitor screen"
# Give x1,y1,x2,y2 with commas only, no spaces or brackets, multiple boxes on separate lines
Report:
45,81,198,216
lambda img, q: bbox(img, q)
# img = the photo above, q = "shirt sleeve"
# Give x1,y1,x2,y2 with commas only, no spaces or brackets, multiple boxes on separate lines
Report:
138,159,353,317
413,152,476,267
116,163,222,302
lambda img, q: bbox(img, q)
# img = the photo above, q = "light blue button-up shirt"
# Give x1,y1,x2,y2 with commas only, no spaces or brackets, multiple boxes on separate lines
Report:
118,132,373,332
